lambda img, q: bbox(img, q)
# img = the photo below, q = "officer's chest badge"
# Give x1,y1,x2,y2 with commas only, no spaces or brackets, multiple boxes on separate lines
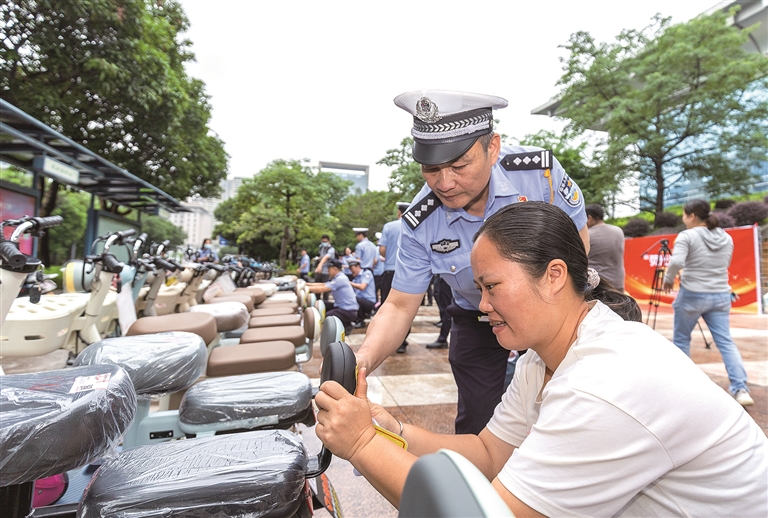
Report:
517,195,528,202
430,239,460,254
416,97,441,123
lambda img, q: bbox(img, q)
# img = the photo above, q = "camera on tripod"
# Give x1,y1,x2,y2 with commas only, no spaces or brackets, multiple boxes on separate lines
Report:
659,239,671,254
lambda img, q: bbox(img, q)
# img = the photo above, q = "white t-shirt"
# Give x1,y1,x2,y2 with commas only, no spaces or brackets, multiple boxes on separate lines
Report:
487,301,768,517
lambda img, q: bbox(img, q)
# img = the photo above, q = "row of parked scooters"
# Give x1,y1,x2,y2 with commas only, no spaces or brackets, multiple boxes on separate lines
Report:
0,216,511,518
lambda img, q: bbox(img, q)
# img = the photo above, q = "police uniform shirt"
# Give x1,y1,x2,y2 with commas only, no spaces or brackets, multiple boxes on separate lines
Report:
379,219,402,272
299,253,310,273
352,269,376,303
392,145,587,311
355,237,377,269
320,246,336,274
373,253,385,276
325,272,360,311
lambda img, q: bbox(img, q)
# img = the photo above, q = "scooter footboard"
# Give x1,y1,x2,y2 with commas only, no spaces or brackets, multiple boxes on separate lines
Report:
79,430,308,518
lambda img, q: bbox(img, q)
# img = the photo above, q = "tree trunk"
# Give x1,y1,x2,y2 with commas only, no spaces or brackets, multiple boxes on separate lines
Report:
38,180,60,266
654,161,665,225
279,224,290,268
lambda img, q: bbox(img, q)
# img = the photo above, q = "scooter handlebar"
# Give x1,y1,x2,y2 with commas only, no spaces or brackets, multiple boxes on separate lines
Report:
30,215,64,231
0,240,27,269
153,257,178,272
101,253,125,273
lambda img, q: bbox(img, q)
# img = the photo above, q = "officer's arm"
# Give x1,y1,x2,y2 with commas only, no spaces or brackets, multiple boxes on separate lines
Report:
307,284,331,293
356,288,422,372
579,225,590,254
379,244,387,260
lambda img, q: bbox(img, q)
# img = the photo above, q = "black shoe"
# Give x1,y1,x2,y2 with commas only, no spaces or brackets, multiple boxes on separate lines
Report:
426,340,448,349
352,321,365,329
427,302,433,306
432,321,442,327
396,341,408,354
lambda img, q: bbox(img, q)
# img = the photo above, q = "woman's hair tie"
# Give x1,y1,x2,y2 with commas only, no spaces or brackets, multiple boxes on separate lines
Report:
587,268,600,290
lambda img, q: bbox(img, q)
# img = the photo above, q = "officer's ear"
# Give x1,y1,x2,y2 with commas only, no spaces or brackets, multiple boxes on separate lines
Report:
487,133,501,163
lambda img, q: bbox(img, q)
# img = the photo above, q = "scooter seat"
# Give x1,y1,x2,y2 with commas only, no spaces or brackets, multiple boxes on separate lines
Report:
265,292,299,303
79,430,307,518
211,294,254,312
189,301,249,332
257,299,299,311
234,286,267,305
74,332,207,397
207,341,296,376
249,314,302,328
250,305,296,317
0,365,136,486
240,326,306,348
178,372,313,434
126,313,218,345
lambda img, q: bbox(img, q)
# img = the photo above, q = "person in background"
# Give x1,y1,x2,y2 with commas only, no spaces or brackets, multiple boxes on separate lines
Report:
307,258,359,331
662,199,753,407
316,202,767,517
372,232,385,303
196,238,218,263
341,246,355,280
379,201,411,353
297,248,310,281
585,204,626,291
314,234,336,302
425,274,452,349
353,228,378,271
349,259,376,327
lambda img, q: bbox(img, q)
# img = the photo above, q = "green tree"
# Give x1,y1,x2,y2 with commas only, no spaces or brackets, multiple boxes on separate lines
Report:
556,8,768,222
140,213,187,250
518,130,620,209
218,160,350,266
330,190,401,249
48,188,90,265
379,137,423,202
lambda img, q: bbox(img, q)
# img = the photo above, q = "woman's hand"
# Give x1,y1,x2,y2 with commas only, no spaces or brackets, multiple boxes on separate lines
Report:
662,281,674,294
316,367,378,461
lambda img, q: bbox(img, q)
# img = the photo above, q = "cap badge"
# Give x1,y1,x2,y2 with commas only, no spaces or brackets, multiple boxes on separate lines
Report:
416,97,441,123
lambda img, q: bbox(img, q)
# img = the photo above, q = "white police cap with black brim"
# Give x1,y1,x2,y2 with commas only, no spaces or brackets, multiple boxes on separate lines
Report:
352,227,369,234
394,90,508,166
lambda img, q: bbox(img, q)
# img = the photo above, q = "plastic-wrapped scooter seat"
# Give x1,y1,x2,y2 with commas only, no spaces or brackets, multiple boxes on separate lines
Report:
74,332,207,397
178,372,314,434
0,365,136,486
78,430,308,518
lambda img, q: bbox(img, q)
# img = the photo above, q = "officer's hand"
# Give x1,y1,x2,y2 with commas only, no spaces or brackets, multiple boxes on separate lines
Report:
316,368,376,461
315,266,322,274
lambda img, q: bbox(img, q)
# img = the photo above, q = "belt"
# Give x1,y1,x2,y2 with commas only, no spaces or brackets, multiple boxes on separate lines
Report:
446,303,489,324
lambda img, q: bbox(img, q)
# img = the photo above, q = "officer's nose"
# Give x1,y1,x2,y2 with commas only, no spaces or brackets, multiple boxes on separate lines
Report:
434,168,457,192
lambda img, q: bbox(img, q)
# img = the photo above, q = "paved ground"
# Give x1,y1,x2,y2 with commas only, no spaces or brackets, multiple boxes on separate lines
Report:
2,302,765,517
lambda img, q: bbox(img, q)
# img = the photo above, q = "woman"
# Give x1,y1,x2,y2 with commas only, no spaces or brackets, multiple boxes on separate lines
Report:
316,202,767,517
196,238,218,264
341,246,355,281
662,200,753,406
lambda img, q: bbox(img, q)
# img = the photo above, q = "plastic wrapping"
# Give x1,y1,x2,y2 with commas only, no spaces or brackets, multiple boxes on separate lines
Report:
0,365,137,486
79,429,308,518
74,332,207,398
188,300,249,332
178,372,313,433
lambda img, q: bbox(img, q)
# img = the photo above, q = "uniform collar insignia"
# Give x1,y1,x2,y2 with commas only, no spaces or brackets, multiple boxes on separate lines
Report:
500,150,553,171
402,192,443,230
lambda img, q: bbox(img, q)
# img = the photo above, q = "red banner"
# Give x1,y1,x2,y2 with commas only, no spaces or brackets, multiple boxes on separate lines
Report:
624,225,761,314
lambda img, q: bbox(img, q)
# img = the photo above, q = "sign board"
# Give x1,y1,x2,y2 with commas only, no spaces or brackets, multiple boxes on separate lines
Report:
624,226,761,314
33,156,80,185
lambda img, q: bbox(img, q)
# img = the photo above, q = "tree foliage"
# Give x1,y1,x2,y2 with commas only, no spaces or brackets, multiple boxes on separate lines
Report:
48,188,90,265
0,0,228,200
556,8,768,223
214,159,350,266
330,190,401,250
140,213,187,250
379,137,423,202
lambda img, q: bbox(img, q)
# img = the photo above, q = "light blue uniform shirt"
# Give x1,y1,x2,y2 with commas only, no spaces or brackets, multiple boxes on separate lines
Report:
352,269,376,303
299,253,310,273
355,237,377,269
373,253,385,276
392,145,587,311
379,219,402,272
325,272,359,311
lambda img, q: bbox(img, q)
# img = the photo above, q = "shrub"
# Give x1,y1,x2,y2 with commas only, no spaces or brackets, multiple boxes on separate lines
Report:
728,201,768,226
713,211,736,228
651,225,684,236
623,218,651,237
654,211,682,228
714,199,737,210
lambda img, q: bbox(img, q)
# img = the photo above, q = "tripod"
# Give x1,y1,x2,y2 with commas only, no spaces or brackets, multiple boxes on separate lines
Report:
644,239,711,348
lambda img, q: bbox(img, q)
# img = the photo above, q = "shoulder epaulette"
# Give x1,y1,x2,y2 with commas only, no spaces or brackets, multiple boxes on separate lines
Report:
402,192,442,230
500,150,553,171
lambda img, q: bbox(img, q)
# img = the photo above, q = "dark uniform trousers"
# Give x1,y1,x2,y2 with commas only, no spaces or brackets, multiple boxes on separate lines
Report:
447,303,509,435
379,270,395,303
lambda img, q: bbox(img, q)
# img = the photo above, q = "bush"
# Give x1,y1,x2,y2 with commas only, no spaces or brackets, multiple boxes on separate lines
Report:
728,201,768,226
650,225,684,236
714,199,737,210
654,211,682,228
622,218,651,237
713,211,736,228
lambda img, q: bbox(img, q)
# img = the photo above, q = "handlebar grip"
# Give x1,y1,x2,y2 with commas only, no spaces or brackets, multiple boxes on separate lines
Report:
137,232,148,243
101,253,125,273
31,216,64,230
161,240,171,248
153,257,177,271
168,259,183,270
118,228,137,239
0,241,27,269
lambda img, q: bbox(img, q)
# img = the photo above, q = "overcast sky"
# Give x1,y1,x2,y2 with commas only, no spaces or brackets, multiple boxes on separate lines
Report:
178,0,716,191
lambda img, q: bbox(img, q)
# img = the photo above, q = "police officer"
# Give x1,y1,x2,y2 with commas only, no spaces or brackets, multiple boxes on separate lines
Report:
372,232,385,302
379,201,411,353
352,228,377,271
356,90,590,434
349,259,376,326
307,258,359,330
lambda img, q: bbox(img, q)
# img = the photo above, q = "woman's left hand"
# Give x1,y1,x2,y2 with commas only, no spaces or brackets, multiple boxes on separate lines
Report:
315,368,377,461
662,281,674,294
